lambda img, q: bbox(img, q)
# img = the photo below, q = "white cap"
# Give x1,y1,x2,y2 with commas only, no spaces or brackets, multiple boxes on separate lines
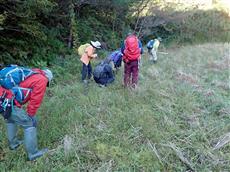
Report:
43,69,53,83
90,41,101,49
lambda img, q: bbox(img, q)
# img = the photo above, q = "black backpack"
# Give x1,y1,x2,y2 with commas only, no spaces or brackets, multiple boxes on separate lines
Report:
0,91,12,120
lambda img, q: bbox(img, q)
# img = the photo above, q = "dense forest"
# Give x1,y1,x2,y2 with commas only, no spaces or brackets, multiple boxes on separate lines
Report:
0,0,229,66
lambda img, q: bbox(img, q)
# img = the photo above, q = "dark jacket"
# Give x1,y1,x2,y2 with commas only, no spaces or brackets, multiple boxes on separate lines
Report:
93,62,114,86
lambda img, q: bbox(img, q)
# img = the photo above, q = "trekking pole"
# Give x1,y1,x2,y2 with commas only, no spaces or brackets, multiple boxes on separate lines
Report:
158,52,168,55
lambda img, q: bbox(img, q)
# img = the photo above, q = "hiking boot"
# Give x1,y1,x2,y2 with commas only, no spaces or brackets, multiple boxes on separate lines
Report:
88,76,94,82
24,127,48,161
83,80,88,84
98,84,105,88
6,123,23,150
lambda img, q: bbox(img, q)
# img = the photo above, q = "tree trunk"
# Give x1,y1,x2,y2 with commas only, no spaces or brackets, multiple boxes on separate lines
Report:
68,27,73,48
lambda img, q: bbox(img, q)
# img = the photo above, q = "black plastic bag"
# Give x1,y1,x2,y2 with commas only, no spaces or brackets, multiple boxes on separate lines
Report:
0,98,12,120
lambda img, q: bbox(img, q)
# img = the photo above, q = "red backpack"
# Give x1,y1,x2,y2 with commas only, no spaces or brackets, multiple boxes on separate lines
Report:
124,35,141,61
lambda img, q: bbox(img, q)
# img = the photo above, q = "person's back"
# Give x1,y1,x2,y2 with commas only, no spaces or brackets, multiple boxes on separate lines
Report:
93,61,114,86
18,69,48,114
148,38,161,63
147,39,154,52
153,39,160,51
122,35,142,63
109,50,123,69
147,39,160,51
121,33,143,88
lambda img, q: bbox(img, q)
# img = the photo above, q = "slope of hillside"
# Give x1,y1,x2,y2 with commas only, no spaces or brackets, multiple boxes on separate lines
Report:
0,43,229,171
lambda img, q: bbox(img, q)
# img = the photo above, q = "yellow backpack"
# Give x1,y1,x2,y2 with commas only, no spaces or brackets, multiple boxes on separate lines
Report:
77,43,90,56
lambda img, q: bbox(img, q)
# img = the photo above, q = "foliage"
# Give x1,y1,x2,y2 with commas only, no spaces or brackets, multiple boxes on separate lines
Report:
0,0,65,66
137,1,230,45
0,0,229,65
0,0,139,65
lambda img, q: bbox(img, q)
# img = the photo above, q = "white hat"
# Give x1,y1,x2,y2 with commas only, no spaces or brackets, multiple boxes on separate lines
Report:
157,37,162,41
43,69,53,86
90,41,101,49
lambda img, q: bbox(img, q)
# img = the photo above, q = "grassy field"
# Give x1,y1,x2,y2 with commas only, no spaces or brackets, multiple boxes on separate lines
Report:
0,43,229,171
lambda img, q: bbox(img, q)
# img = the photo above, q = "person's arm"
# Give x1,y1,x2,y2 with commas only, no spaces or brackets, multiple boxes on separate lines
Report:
138,40,144,54
27,78,47,116
86,46,97,58
120,41,125,54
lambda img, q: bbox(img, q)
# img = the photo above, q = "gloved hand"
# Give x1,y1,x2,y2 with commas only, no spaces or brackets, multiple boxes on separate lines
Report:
28,115,37,127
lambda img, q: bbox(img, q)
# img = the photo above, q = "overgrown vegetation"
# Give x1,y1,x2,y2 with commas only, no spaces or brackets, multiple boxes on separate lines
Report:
0,43,229,171
0,0,229,170
136,0,230,45
0,0,229,65
0,0,139,65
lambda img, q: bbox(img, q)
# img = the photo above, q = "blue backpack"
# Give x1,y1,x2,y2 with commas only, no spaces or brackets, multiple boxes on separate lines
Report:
147,40,154,49
0,65,36,89
11,87,31,103
0,65,36,103
110,51,123,65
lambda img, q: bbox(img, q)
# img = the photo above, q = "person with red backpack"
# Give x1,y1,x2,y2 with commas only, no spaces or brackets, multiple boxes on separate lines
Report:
121,33,143,88
0,66,53,161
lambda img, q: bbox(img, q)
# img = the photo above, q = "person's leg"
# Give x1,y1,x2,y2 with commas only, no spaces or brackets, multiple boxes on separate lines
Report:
124,62,131,87
6,121,23,150
116,58,122,68
6,106,33,150
138,56,142,67
8,107,48,161
152,49,157,63
98,78,107,87
148,48,151,54
131,60,139,88
103,75,114,86
7,107,34,129
87,62,92,79
94,77,100,84
81,63,88,81
24,127,48,161
149,48,154,62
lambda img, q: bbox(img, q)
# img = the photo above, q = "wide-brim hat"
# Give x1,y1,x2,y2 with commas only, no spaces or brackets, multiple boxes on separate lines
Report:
90,41,101,49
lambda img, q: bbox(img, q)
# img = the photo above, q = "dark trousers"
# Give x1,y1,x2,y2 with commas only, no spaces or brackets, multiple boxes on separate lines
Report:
124,60,139,88
82,62,92,81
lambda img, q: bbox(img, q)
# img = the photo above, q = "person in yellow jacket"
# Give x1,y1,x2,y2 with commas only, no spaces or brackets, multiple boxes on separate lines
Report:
80,41,101,84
